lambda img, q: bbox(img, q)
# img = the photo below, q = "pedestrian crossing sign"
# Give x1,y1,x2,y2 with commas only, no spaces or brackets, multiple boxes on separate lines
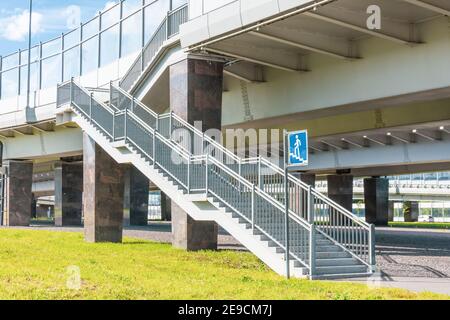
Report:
287,130,308,166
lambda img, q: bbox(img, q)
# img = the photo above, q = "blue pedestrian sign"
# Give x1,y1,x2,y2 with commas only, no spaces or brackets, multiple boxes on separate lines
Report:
287,130,308,166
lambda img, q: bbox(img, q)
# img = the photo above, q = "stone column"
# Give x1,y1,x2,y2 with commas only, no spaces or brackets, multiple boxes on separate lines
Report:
54,162,83,226
404,201,419,222
83,133,125,243
169,58,224,251
327,174,354,212
172,202,218,250
123,166,149,226
294,172,316,187
1,161,33,226
160,192,172,221
388,201,395,222
364,177,389,226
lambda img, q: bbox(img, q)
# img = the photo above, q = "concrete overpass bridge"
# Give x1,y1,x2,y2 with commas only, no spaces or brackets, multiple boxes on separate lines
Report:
1,0,450,279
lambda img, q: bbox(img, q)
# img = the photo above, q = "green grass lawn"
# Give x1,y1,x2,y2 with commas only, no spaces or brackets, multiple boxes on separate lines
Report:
0,229,447,300
388,222,450,230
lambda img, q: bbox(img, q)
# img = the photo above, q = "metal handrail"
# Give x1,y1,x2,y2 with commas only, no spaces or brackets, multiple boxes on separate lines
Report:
59,79,317,273
119,4,188,91
109,84,373,267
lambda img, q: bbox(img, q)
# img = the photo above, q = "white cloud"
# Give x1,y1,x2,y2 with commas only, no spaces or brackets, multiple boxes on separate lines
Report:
0,10,43,42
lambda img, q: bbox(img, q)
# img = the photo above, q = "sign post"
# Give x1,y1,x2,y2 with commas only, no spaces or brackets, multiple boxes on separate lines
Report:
283,129,309,279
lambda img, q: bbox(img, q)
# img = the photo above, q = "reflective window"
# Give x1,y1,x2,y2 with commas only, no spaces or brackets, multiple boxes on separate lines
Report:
424,173,437,181
82,37,99,75
20,63,39,94
100,25,119,66
101,4,120,30
121,11,142,57
123,0,142,17
41,55,62,89
82,17,99,41
2,53,19,71
64,30,80,50
439,172,450,181
1,69,19,98
64,47,80,81
42,38,61,58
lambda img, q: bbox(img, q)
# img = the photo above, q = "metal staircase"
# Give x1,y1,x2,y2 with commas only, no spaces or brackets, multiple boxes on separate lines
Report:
56,80,376,279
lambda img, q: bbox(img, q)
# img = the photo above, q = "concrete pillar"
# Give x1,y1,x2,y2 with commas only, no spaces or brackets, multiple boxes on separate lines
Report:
54,162,83,226
172,202,218,250
404,201,419,222
31,194,37,219
294,172,316,187
160,192,172,221
169,58,223,250
123,166,149,226
327,174,354,212
364,177,389,226
1,161,33,226
83,133,125,243
388,201,395,222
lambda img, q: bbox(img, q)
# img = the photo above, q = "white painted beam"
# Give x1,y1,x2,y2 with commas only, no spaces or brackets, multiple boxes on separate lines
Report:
303,12,418,45
249,31,356,60
402,0,450,16
205,47,305,72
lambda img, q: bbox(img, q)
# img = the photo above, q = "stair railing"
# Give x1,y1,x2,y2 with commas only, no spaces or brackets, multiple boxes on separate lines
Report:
58,79,315,275
119,4,188,92
107,83,375,270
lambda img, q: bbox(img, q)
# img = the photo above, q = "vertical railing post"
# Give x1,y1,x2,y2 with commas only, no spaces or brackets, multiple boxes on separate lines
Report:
79,22,83,77
124,108,128,142
284,166,290,279
307,186,314,224
119,0,124,59
89,92,93,119
169,111,173,140
69,77,73,104
165,11,170,39
251,184,255,233
61,33,65,83
187,156,191,194
156,114,160,132
152,131,156,166
368,224,376,272
0,55,3,100
258,156,263,190
97,11,102,69
205,155,209,194
38,42,43,90
309,224,316,279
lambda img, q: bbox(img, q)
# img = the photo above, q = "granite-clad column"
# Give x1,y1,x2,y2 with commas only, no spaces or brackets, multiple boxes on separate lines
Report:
388,201,395,222
83,133,125,243
404,201,419,222
327,174,354,212
160,192,172,221
294,172,316,187
54,162,83,226
169,58,223,251
364,177,389,226
123,166,149,226
1,161,33,226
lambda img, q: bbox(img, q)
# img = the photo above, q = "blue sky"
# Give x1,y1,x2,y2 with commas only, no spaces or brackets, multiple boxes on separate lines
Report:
0,0,118,56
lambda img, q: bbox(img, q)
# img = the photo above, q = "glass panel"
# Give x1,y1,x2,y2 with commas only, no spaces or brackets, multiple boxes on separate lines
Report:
100,25,119,66
20,62,39,94
42,38,61,58
439,172,450,181
123,0,142,17
144,0,169,42
81,37,99,75
64,29,80,50
82,17,99,40
64,47,80,81
121,11,142,57
424,173,437,181
172,0,187,9
20,46,39,65
41,55,62,89
2,53,19,71
101,3,120,30
411,174,423,181
1,69,19,98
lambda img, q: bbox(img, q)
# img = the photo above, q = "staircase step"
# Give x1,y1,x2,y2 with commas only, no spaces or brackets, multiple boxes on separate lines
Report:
315,265,368,275
316,251,352,259
316,258,360,267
